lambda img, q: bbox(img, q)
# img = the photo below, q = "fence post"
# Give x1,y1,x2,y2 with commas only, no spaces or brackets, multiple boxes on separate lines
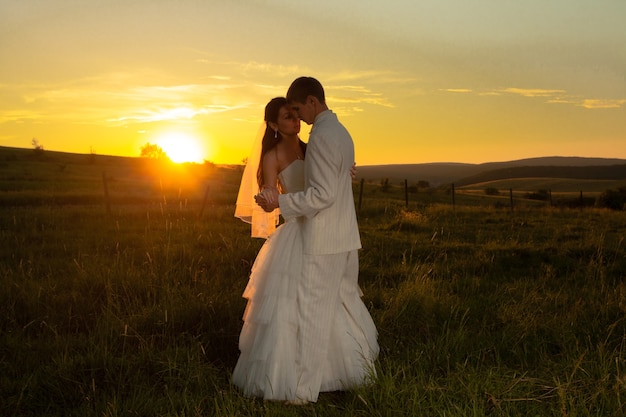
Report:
580,191,583,210
102,171,111,215
404,179,408,208
549,189,553,207
509,188,513,210
358,178,364,214
451,183,455,209
199,184,210,218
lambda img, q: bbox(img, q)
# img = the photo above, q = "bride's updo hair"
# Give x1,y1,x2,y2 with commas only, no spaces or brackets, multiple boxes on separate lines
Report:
263,97,286,151
257,97,306,189
257,97,286,189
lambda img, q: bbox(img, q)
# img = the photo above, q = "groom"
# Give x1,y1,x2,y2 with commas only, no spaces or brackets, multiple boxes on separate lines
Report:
256,77,363,403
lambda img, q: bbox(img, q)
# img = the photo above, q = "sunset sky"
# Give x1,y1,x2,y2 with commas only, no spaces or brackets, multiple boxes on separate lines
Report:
1,0,624,165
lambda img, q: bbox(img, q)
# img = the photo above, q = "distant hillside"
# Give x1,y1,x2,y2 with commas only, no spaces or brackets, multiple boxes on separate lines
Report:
454,164,626,187
356,163,477,186
477,156,626,169
358,157,626,186
3,147,626,189
456,177,626,193
0,145,137,165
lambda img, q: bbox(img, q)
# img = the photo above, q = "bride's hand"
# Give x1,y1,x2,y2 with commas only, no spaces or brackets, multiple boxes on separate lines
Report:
259,186,279,205
350,162,357,179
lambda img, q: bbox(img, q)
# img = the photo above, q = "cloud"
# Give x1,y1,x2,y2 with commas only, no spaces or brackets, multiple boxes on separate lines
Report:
3,60,384,128
0,110,42,124
329,90,394,108
580,99,626,109
242,61,306,77
333,106,365,117
0,72,252,126
442,88,473,93
546,98,578,105
441,86,625,111
499,88,625,109
322,83,395,108
500,88,566,98
327,70,417,84
318,69,422,109
107,104,242,124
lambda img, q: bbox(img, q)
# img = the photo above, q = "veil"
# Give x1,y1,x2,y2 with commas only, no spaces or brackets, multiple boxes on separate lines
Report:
234,123,280,238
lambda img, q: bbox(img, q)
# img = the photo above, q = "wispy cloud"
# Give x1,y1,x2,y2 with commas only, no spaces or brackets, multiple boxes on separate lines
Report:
107,104,243,124
500,88,566,98
321,69,421,109
546,98,578,105
333,106,365,117
440,85,625,110
0,72,251,125
324,83,395,108
503,89,625,109
0,109,42,123
242,61,306,77
327,70,418,85
580,99,626,109
442,88,473,93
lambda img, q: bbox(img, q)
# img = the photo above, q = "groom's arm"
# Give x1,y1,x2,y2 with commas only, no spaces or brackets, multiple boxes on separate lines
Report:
279,133,340,220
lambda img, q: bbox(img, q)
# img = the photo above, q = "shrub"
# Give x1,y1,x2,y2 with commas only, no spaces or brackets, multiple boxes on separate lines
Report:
380,178,390,192
417,180,430,189
595,188,626,210
525,189,550,201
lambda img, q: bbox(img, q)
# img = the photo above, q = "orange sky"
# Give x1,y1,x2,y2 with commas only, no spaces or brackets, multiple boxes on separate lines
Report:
1,0,625,165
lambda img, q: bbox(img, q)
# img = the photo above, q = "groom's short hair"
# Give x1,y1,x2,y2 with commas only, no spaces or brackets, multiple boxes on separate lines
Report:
287,77,326,105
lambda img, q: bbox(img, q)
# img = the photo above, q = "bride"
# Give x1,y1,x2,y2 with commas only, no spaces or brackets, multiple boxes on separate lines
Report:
233,97,378,402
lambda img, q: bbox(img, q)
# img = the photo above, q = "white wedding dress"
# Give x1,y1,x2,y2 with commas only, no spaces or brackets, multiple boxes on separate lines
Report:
232,160,379,401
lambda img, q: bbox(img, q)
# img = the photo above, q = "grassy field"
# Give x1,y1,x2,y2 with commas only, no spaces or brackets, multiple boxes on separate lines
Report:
1,148,625,416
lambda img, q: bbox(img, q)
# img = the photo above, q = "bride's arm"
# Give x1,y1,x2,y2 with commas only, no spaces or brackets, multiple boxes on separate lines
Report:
259,151,280,204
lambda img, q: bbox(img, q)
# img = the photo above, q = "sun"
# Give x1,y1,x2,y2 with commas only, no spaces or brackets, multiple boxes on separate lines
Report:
155,131,207,163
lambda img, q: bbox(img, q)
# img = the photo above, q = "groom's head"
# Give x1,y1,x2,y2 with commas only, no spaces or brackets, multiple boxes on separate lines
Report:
287,77,327,125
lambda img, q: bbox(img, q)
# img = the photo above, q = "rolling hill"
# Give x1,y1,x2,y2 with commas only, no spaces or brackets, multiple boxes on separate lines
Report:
2,146,626,190
357,157,626,187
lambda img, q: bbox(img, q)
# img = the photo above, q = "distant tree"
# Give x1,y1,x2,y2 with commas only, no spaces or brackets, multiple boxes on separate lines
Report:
88,146,97,164
31,138,43,150
485,187,500,196
525,189,550,201
32,138,44,152
31,138,45,158
595,188,626,211
417,180,430,189
140,142,169,160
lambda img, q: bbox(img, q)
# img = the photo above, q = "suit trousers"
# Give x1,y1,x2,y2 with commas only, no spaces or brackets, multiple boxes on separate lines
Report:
295,249,359,402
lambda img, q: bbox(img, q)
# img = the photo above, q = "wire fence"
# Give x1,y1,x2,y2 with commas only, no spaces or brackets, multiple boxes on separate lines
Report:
355,178,625,212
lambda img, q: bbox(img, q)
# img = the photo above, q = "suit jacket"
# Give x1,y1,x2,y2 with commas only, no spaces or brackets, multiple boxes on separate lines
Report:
278,110,362,255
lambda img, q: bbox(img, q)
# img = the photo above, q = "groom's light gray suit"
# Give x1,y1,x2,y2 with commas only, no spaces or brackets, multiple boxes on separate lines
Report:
278,109,362,402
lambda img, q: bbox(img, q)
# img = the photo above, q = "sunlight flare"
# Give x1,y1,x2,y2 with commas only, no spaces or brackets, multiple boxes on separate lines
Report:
154,131,207,163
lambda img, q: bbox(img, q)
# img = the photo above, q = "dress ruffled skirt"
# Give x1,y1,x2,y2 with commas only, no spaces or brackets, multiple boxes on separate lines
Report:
232,219,378,401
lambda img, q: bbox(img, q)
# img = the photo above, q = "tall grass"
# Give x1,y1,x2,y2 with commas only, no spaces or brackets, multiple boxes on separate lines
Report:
360,205,626,416
1,151,625,416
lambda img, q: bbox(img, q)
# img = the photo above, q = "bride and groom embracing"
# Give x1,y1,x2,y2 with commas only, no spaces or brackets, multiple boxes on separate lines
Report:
233,76,379,404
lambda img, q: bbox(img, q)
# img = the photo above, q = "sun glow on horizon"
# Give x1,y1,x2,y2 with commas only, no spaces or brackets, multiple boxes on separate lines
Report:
154,131,208,163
